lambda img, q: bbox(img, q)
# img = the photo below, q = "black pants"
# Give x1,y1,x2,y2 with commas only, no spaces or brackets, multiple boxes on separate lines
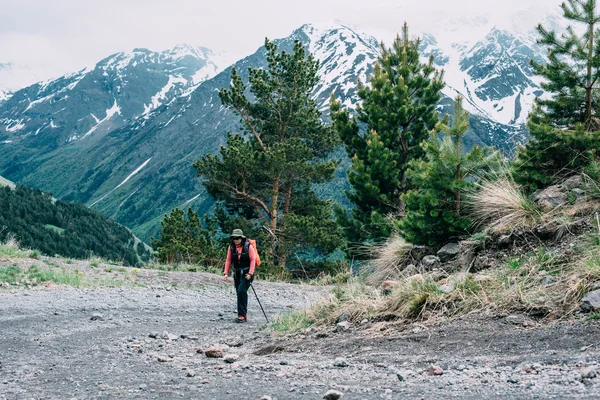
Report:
234,268,254,317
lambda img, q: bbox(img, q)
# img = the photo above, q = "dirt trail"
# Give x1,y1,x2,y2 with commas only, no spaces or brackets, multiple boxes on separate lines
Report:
1,264,600,399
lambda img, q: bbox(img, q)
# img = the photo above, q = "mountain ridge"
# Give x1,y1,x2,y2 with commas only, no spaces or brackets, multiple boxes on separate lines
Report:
0,22,550,241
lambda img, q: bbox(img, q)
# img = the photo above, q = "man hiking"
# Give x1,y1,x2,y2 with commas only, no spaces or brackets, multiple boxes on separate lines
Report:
223,229,256,323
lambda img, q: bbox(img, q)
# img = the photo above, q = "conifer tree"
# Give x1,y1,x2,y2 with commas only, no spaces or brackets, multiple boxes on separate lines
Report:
330,23,445,247
152,208,219,265
400,97,502,246
514,0,600,190
194,39,341,272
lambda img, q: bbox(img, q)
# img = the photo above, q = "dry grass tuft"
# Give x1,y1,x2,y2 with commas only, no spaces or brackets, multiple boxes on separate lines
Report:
364,235,414,286
468,177,542,233
4,233,20,249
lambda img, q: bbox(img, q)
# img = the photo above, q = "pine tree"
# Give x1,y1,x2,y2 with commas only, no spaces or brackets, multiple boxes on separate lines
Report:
514,0,600,190
399,96,502,246
194,39,341,272
151,208,219,265
330,23,445,248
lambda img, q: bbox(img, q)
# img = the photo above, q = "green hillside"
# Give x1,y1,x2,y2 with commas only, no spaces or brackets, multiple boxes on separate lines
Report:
0,181,152,266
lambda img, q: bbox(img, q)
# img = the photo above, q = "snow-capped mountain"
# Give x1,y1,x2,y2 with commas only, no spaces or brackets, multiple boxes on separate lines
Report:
0,22,552,240
0,43,229,150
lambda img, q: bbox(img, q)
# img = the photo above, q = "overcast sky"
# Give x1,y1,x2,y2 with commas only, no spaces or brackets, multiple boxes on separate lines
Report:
0,0,559,77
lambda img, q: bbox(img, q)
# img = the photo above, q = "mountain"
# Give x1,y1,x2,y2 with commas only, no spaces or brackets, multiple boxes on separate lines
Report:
0,23,549,241
0,177,152,265
0,43,228,153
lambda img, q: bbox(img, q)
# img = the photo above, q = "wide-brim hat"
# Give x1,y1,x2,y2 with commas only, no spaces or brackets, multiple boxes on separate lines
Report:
230,229,246,239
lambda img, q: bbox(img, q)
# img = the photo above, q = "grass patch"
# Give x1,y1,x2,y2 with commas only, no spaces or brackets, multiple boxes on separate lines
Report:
288,236,600,330
362,235,414,286
270,310,314,333
0,264,128,289
468,177,542,233
44,224,65,234
0,244,29,258
0,265,21,284
145,262,222,275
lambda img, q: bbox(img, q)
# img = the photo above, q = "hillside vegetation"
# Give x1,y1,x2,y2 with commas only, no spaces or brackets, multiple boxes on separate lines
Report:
0,183,152,266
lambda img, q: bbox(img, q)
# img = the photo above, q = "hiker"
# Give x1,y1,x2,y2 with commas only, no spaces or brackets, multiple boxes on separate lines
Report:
223,229,256,323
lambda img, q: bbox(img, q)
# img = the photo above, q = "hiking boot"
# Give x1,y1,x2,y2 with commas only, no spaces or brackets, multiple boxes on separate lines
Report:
236,316,247,323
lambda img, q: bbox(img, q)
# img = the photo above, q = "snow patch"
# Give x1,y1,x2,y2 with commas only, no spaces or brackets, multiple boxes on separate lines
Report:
81,100,121,139
90,157,152,207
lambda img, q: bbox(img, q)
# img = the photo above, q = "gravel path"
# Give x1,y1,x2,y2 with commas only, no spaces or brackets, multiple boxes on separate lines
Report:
1,265,600,399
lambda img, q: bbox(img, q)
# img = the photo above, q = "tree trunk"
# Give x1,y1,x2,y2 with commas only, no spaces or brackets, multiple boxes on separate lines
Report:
586,19,594,130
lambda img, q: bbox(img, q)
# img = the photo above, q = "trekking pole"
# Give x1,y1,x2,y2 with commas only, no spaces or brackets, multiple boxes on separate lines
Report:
250,283,269,323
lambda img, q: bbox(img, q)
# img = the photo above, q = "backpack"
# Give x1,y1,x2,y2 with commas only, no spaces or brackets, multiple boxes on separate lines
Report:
231,239,262,267
248,239,262,267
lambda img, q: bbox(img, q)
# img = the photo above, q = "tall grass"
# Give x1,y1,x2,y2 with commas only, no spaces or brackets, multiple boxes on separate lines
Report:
0,264,127,288
363,235,414,285
0,234,29,258
468,177,541,233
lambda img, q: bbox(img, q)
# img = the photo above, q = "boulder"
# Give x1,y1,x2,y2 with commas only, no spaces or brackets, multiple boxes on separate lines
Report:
323,389,344,400
410,245,434,261
204,346,224,358
533,184,568,212
381,280,400,292
421,255,441,271
563,175,584,190
458,240,480,269
437,243,460,262
581,290,600,313
401,264,419,278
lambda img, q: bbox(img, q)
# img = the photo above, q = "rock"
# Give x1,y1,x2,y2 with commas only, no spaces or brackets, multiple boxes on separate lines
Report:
148,332,159,339
333,358,348,367
335,321,351,332
90,313,104,321
438,283,453,294
160,331,178,340
336,312,350,323
196,348,204,354
204,346,224,358
421,255,441,271
157,355,169,362
389,366,415,381
533,184,568,212
458,240,480,269
437,243,460,262
323,389,344,400
186,370,196,377
582,366,597,379
563,175,584,190
428,365,444,375
401,264,419,278
381,280,400,292
260,396,273,400
572,188,586,200
507,375,521,384
224,354,239,364
472,255,495,272
505,314,527,326
497,234,513,246
582,290,600,312
410,245,434,261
